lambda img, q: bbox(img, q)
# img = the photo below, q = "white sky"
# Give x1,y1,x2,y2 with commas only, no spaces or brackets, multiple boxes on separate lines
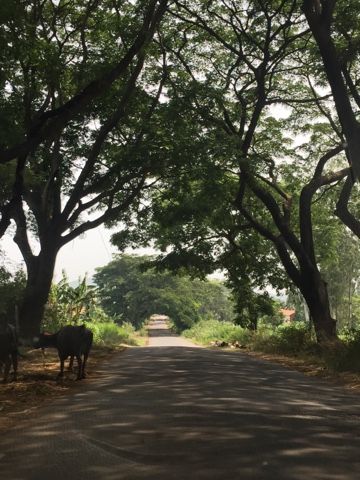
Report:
0,224,155,282
0,225,225,283
55,226,118,280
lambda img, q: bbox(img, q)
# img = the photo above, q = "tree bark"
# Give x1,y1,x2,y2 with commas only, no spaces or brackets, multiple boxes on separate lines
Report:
238,171,338,343
18,243,59,341
273,240,336,341
335,175,360,237
298,268,336,342
303,0,360,179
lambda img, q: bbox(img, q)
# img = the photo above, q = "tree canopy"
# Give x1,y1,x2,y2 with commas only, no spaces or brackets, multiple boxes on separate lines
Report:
0,0,169,337
2,0,360,342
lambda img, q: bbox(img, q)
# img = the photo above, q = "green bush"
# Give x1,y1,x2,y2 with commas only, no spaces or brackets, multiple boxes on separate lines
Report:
85,321,139,347
274,323,313,353
0,267,26,326
184,319,316,356
322,330,360,372
183,318,253,345
250,322,315,355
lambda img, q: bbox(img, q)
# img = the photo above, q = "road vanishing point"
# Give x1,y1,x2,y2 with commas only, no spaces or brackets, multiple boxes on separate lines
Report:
1,319,360,479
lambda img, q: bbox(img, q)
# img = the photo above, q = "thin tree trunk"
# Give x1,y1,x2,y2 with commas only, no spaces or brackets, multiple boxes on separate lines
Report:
348,273,352,327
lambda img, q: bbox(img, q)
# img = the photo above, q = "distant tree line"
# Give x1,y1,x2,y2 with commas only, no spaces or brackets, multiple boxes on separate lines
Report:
94,255,234,330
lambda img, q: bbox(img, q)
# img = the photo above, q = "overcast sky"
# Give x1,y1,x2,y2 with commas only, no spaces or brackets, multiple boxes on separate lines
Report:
0,226,225,283
0,225,152,282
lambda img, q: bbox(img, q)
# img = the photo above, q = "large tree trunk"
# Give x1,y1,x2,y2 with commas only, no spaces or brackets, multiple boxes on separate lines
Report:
273,239,337,342
273,239,336,342
18,244,59,341
298,269,337,342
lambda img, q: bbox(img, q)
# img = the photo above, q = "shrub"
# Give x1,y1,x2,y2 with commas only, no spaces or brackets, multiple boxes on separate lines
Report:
0,267,26,326
183,317,360,374
184,319,317,355
183,318,253,345
274,323,313,353
322,330,360,372
250,322,315,355
85,321,139,347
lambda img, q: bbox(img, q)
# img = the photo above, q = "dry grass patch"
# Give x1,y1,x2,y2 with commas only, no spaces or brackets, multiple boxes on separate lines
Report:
0,345,125,432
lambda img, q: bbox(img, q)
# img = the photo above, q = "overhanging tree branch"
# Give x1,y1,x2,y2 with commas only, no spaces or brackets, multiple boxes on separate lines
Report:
0,0,168,165
335,175,360,238
59,175,148,246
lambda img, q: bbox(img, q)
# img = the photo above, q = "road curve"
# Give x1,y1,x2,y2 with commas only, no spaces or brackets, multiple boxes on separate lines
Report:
1,321,360,479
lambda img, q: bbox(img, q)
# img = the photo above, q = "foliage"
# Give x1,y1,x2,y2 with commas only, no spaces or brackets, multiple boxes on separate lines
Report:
183,318,315,356
286,290,308,323
321,331,360,373
0,265,26,327
251,323,315,355
41,273,142,346
43,273,98,332
183,318,253,346
86,321,139,347
94,254,234,330
3,0,360,345
320,230,360,329
183,318,360,373
0,0,169,335
110,0,353,341
258,300,290,328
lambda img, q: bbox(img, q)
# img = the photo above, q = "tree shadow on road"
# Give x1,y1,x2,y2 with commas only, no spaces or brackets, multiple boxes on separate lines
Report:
1,345,360,480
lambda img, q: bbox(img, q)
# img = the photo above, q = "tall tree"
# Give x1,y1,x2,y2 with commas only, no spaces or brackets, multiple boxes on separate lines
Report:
116,0,351,341
0,0,169,339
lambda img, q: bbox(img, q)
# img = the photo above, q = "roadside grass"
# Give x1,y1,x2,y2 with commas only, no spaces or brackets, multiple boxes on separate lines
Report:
183,318,253,345
85,321,146,347
183,319,360,378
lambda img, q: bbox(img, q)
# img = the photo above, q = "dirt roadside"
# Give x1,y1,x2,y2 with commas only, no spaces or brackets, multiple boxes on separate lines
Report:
0,345,125,432
230,348,360,394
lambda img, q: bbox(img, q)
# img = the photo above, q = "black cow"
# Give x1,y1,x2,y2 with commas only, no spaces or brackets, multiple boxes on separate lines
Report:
34,325,93,380
0,324,18,383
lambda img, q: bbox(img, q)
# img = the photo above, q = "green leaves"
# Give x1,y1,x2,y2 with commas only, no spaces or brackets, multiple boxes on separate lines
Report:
94,254,234,330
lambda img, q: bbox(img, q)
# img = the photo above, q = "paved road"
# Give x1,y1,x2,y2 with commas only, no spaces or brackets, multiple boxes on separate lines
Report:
147,319,202,347
1,320,360,479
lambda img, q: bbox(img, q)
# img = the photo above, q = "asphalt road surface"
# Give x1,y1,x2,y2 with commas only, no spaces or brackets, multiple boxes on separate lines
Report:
1,319,360,479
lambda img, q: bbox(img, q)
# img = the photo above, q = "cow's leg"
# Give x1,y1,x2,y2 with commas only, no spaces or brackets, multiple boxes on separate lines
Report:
68,356,74,371
81,352,89,379
76,355,83,380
